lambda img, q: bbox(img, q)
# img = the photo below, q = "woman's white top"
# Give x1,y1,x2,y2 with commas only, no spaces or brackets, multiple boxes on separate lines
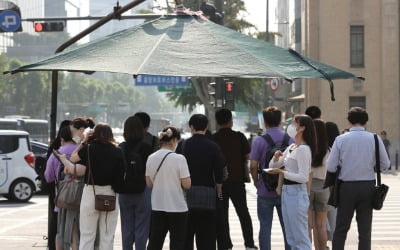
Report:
269,143,311,184
311,151,329,180
146,149,190,212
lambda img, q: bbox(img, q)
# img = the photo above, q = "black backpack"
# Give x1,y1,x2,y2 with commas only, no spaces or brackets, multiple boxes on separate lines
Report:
259,133,290,191
118,142,146,193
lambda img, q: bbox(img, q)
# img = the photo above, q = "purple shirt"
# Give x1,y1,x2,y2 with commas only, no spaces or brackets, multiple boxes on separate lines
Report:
250,127,295,198
45,143,77,212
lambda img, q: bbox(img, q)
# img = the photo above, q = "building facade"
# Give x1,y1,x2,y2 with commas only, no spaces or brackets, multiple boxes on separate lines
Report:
302,0,400,158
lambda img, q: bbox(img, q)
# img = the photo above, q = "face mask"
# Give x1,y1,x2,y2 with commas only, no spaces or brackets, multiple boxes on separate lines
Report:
72,135,81,144
286,123,297,138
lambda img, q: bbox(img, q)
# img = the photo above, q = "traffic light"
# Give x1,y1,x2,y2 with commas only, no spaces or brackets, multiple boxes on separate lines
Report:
34,22,64,32
225,81,235,110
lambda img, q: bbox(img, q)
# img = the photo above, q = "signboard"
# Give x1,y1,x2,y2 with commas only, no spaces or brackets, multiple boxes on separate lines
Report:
269,78,279,92
157,85,193,93
0,2,22,33
135,74,189,86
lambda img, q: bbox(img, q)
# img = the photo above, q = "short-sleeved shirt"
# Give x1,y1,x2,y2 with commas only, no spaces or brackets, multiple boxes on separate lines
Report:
78,143,125,189
250,127,295,198
213,128,250,182
146,149,190,212
176,134,225,186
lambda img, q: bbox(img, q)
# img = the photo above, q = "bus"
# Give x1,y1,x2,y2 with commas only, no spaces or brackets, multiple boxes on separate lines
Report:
0,117,49,143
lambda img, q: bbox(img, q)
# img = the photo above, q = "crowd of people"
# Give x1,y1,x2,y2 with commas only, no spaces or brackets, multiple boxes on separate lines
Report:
43,106,390,250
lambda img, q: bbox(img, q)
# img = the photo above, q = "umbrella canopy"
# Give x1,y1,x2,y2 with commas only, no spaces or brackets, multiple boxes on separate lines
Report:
7,14,361,99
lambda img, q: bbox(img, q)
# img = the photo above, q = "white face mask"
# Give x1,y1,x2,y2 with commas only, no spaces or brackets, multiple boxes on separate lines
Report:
286,123,298,138
72,135,81,144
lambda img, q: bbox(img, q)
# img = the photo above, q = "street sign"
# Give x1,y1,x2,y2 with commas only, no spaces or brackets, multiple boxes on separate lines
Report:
269,78,280,92
157,85,193,93
135,74,189,86
0,9,21,32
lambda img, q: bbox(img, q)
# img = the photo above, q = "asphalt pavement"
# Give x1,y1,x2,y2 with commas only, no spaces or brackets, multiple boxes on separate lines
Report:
0,171,399,250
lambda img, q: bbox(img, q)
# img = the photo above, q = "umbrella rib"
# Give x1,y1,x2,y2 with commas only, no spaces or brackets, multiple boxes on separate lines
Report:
135,32,168,75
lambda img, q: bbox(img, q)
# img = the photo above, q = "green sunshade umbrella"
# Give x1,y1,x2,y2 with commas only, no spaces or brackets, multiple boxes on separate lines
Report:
7,14,362,100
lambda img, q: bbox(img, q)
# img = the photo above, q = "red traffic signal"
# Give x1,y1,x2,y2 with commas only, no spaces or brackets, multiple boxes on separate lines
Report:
33,23,43,32
34,22,64,32
226,82,233,92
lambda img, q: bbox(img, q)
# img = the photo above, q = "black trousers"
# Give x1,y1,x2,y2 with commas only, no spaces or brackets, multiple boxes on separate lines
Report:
48,183,57,250
217,182,255,249
147,211,188,250
333,181,375,250
184,209,217,250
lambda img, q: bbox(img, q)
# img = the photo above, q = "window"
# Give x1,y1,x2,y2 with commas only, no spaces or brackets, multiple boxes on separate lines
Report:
349,96,366,109
0,135,19,154
350,26,364,67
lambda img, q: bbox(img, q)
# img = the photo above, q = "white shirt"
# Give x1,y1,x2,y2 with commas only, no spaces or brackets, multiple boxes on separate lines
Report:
311,152,329,180
269,143,311,184
326,126,390,181
146,149,190,212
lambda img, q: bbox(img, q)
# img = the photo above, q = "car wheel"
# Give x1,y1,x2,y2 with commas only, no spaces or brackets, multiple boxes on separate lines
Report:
9,179,34,202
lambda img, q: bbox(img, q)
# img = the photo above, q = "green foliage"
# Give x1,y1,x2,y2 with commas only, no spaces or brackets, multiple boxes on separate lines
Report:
166,0,263,116
0,55,148,126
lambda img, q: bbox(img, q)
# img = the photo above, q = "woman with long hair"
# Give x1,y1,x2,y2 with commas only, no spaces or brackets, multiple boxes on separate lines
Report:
308,119,330,250
268,114,316,250
118,116,153,250
46,126,80,250
325,121,340,243
146,127,191,250
70,123,125,250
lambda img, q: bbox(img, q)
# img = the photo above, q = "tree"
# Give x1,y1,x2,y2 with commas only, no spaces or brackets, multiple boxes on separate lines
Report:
163,0,264,131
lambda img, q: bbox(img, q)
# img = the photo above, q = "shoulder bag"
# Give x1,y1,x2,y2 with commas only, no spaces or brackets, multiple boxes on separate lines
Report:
53,154,84,210
372,134,389,210
88,144,116,212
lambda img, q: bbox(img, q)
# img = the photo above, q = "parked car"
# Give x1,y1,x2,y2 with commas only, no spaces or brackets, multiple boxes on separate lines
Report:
30,140,49,194
0,130,38,202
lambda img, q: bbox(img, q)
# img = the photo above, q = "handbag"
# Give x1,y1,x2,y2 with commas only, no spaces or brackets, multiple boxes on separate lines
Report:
325,166,342,208
53,154,84,210
372,134,389,210
186,185,216,210
87,144,116,212
55,175,84,210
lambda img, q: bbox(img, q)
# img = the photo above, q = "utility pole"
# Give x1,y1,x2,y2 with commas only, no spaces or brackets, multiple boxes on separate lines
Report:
265,0,269,41
214,0,225,109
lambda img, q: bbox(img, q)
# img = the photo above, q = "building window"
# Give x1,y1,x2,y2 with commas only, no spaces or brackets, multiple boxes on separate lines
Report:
349,96,366,109
350,26,364,67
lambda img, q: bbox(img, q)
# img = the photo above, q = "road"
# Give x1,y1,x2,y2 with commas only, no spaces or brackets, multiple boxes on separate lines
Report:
0,172,399,250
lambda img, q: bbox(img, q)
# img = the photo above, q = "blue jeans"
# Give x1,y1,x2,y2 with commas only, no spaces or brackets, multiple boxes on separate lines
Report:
118,187,152,250
257,196,290,250
281,184,312,250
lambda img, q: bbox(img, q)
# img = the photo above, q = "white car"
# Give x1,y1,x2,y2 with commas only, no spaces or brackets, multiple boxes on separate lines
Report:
0,130,38,202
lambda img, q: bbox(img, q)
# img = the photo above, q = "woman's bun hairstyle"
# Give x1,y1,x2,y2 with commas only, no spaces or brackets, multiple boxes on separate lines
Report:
86,118,95,129
159,126,180,143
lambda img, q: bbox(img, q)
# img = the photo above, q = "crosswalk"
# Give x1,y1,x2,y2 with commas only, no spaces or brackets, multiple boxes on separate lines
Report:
115,173,400,250
0,174,399,249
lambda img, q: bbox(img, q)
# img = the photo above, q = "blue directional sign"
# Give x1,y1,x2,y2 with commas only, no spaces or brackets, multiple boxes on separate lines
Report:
0,9,21,32
135,74,189,86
